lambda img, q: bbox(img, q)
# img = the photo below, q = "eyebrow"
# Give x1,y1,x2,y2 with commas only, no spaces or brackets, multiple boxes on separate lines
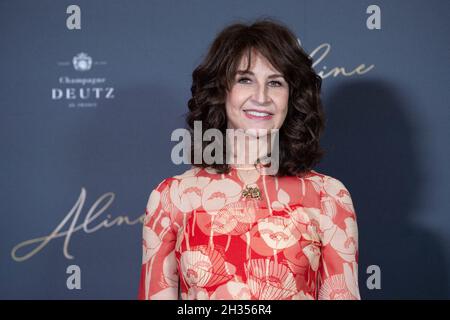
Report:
235,70,284,79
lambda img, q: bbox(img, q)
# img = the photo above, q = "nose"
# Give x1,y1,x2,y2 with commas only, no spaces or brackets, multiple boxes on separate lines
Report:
252,83,271,106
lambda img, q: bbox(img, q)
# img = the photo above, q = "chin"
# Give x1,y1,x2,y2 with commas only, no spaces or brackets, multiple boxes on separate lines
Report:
242,125,275,137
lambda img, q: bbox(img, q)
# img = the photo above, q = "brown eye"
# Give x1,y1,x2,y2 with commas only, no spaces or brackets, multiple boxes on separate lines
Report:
237,77,251,84
269,80,282,87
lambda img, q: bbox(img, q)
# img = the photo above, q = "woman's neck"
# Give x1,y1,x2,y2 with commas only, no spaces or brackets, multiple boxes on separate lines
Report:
225,130,272,169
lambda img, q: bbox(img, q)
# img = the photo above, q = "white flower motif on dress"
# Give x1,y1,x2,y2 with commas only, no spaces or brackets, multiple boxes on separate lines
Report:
236,169,260,185
162,251,178,287
271,188,290,210
304,175,322,193
170,176,210,213
271,201,284,211
211,199,258,235
245,259,297,300
180,250,213,287
344,262,360,299
142,225,162,264
210,281,252,300
289,206,321,243
318,272,357,300
302,243,321,271
291,290,315,300
180,246,233,288
209,210,238,234
277,188,290,204
329,217,358,262
144,189,160,225
202,179,242,214
314,211,337,245
257,216,301,250
322,176,355,215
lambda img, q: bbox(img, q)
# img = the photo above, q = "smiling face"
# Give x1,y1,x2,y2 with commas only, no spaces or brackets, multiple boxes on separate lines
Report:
225,49,290,134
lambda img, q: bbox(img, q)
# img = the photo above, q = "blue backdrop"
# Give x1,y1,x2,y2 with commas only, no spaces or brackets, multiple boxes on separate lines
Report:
1,0,449,299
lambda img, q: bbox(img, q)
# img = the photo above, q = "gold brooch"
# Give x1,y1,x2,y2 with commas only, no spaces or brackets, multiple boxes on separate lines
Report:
242,186,262,200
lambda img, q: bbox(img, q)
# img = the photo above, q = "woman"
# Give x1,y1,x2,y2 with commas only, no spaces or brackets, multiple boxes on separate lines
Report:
138,18,360,300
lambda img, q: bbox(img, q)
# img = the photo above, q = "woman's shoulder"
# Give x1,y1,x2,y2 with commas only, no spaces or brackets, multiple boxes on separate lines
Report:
301,169,353,194
152,166,207,189
307,169,356,214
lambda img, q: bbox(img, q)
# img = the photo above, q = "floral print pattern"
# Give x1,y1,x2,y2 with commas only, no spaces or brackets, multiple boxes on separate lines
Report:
138,166,361,300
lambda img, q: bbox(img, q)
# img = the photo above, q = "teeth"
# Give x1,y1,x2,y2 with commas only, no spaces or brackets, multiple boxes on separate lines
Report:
245,110,272,117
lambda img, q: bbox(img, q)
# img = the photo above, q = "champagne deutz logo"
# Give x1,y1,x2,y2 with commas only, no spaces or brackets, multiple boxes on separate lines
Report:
72,53,92,71
53,52,115,108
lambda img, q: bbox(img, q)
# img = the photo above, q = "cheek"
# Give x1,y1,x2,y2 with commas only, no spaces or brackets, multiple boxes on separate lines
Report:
227,87,247,109
226,88,249,120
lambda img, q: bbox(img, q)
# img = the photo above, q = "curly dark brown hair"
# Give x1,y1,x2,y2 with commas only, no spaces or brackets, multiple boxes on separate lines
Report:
186,17,326,177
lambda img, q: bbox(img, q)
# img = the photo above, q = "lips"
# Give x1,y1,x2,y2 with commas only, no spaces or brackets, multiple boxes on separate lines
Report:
243,109,274,120
244,109,274,115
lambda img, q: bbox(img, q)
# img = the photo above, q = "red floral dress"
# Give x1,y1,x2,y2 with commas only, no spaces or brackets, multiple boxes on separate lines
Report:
138,166,360,300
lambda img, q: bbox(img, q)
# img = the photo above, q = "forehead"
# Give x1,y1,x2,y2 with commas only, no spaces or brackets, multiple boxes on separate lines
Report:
236,49,280,74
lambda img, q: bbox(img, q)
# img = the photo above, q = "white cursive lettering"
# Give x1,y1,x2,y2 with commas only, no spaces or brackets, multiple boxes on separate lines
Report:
11,187,144,262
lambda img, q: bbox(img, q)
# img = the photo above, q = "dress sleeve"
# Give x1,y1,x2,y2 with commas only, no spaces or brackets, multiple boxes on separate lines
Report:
138,178,180,300
317,176,361,300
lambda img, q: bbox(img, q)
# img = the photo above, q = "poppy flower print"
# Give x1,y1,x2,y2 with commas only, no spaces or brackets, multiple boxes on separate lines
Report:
138,166,361,300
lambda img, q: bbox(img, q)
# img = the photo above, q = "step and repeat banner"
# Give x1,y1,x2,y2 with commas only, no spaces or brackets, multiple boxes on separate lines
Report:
1,0,449,299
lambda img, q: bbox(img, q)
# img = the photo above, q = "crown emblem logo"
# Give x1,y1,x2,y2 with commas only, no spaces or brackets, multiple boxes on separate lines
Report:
72,52,92,71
